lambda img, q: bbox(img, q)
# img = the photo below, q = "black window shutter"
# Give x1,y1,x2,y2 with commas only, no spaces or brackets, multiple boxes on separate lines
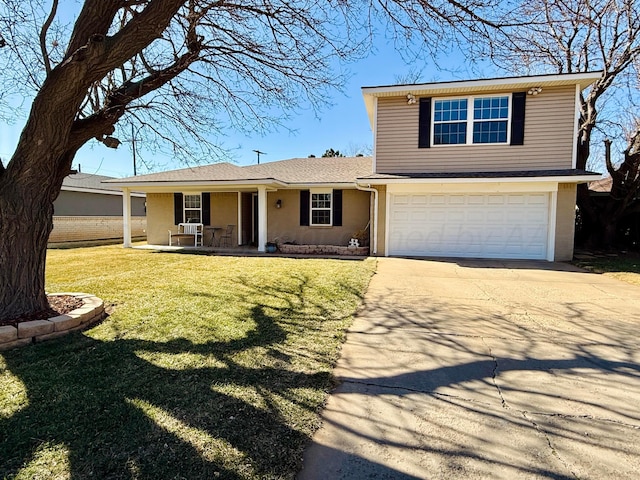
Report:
511,92,526,145
300,190,310,226
332,190,343,226
202,193,211,225
418,97,432,148
173,193,184,224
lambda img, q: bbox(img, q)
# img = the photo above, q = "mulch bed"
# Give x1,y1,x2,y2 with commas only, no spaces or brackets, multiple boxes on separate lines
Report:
0,295,84,328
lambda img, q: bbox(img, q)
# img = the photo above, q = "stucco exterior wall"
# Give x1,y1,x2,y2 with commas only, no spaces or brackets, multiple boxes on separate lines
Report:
147,190,370,247
374,185,387,256
375,85,577,174
267,189,370,246
54,190,146,216
49,216,146,243
209,193,239,246
554,183,577,261
146,193,175,245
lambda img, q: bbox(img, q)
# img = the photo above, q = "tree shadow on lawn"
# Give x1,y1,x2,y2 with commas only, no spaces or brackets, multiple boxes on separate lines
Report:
0,260,378,479
1,308,311,478
0,270,374,479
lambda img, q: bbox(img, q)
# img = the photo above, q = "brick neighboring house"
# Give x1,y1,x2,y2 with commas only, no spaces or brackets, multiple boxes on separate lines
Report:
50,173,146,244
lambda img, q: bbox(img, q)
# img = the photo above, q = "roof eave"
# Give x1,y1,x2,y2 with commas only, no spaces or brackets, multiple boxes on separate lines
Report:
62,186,145,197
356,174,603,185
108,178,288,190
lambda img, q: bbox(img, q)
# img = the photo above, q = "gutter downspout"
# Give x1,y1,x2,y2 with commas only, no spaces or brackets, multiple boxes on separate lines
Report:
355,183,378,255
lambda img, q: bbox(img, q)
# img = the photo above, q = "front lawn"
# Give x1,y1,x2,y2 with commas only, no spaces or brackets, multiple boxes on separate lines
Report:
573,252,640,286
0,246,375,479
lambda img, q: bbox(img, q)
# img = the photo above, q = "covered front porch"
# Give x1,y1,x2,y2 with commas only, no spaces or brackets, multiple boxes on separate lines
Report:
121,182,281,253
112,167,376,258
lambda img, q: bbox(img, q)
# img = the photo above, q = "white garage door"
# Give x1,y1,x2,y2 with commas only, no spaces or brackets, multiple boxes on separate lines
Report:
388,192,550,259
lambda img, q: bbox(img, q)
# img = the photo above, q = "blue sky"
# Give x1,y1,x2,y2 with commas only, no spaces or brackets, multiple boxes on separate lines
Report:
0,29,491,178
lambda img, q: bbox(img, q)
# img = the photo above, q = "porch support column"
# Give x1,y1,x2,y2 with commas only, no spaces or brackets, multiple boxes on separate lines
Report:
237,192,243,245
257,186,267,252
122,187,132,248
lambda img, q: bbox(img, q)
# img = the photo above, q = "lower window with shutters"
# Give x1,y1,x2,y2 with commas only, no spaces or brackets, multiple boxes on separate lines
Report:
311,192,332,225
300,189,342,227
183,194,202,223
310,189,332,226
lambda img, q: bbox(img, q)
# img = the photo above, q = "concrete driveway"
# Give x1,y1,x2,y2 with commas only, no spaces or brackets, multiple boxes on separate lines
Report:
298,258,640,479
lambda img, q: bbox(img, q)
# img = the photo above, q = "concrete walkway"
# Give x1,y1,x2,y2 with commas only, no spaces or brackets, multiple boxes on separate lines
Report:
298,258,640,479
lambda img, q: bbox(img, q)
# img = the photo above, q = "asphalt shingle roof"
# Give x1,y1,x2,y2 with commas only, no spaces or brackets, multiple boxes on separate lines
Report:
63,173,120,192
106,157,373,185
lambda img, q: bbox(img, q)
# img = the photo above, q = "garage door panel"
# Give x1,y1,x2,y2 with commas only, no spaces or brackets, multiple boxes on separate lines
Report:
467,195,486,205
411,195,428,205
526,193,548,204
488,195,505,205
429,195,447,205
389,192,549,260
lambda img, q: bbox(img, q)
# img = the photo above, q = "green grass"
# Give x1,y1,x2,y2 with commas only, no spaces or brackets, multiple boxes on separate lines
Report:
573,253,640,286
0,246,376,479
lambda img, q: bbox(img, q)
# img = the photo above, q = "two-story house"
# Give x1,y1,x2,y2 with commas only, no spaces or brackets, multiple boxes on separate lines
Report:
109,71,601,261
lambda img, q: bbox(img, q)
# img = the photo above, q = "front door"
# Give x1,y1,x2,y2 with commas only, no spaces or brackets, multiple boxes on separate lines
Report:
240,192,253,246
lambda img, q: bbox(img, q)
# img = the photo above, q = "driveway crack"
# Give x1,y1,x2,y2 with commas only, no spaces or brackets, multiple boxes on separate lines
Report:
523,411,580,479
531,412,640,430
481,337,508,409
481,337,579,478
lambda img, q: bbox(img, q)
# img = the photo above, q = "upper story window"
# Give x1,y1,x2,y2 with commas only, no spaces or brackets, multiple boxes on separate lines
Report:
183,193,202,223
433,99,468,145
473,96,509,143
432,95,511,146
310,190,332,226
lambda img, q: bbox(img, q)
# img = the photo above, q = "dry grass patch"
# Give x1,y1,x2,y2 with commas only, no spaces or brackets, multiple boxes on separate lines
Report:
574,253,640,286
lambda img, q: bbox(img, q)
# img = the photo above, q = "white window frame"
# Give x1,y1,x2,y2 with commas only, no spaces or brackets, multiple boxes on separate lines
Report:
310,188,333,226
432,93,512,146
183,193,202,223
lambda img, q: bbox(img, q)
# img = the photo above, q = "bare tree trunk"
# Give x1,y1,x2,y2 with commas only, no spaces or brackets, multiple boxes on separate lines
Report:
0,147,73,320
0,186,54,320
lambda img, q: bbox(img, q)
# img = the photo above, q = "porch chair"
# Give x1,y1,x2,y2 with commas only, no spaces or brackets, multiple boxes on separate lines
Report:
168,222,204,247
219,224,235,247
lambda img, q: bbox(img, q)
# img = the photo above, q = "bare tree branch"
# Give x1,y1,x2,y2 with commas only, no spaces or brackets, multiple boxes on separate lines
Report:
38,0,58,74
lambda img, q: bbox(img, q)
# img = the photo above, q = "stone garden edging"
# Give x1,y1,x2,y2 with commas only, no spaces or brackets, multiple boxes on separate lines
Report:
277,244,369,256
0,293,105,351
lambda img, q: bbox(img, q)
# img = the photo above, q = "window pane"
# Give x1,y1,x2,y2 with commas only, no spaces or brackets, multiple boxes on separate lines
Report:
434,122,467,145
184,195,201,208
434,98,468,145
311,210,331,225
185,210,201,223
473,120,507,143
474,96,509,122
311,193,331,208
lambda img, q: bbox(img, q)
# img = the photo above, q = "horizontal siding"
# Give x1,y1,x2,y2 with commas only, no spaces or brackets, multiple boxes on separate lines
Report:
375,85,577,173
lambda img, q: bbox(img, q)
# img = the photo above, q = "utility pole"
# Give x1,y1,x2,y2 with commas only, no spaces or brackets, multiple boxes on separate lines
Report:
252,149,266,164
131,124,137,176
